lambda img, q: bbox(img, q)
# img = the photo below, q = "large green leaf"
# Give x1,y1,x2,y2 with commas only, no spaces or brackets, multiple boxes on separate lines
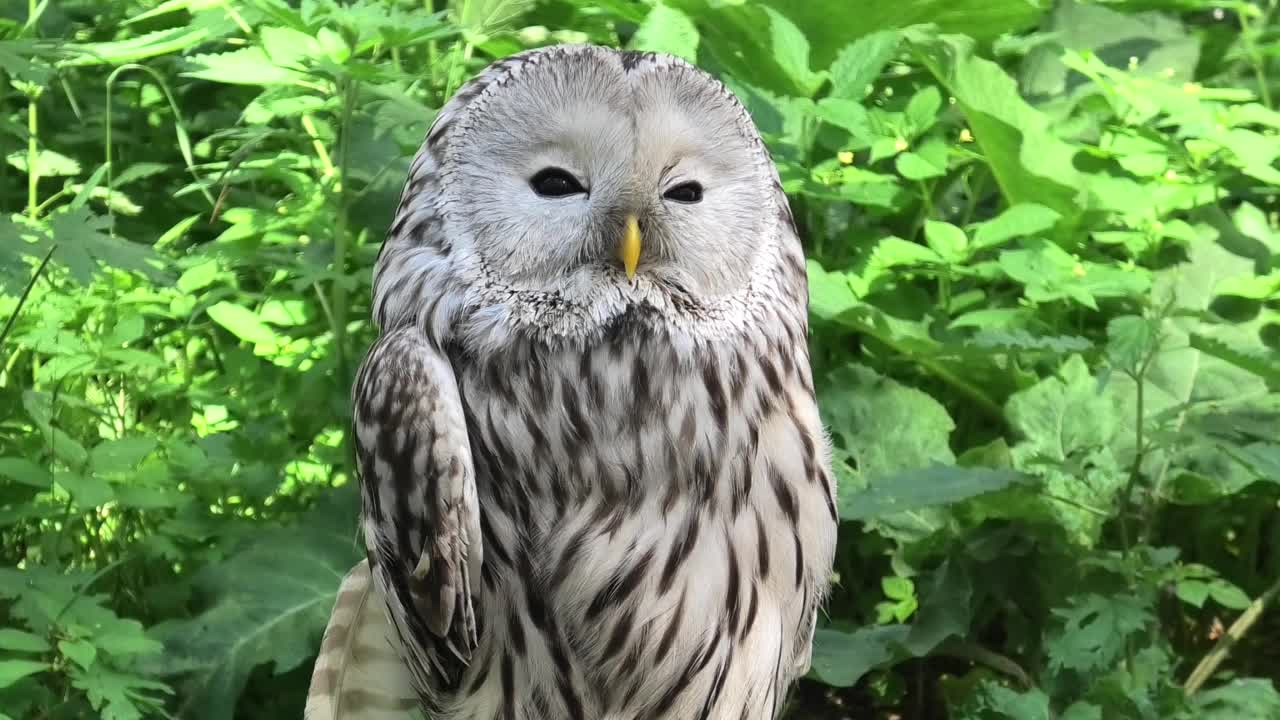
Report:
810,625,908,687
763,0,1043,68
911,34,1086,230
628,3,699,61
839,465,1027,522
148,503,360,720
1003,355,1126,545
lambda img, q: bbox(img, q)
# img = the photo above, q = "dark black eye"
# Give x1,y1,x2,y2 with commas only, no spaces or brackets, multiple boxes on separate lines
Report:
530,167,586,197
663,181,703,203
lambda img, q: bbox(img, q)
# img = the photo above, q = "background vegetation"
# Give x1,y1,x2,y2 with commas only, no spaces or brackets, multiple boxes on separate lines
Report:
2,0,1279,718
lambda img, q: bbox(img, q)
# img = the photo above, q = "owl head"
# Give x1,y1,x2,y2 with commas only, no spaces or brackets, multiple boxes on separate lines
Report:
376,44,799,348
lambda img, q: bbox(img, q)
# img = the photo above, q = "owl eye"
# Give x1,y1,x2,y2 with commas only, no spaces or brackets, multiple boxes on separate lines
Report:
663,181,703,203
530,168,586,198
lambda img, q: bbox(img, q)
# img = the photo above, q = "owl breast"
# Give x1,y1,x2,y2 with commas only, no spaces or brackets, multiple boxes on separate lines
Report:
445,311,837,720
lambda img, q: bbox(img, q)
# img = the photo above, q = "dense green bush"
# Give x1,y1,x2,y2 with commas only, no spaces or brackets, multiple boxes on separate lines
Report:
2,1,1278,718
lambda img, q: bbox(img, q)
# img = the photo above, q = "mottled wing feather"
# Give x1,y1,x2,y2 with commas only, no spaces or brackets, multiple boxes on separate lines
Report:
352,327,483,700
305,560,421,720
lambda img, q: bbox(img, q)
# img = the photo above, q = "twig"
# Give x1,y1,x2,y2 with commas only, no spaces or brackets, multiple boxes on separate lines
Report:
1183,574,1280,697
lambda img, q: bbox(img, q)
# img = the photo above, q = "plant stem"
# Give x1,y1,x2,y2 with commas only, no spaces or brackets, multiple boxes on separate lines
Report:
1184,574,1280,696
0,244,56,353
1238,2,1275,108
27,93,39,219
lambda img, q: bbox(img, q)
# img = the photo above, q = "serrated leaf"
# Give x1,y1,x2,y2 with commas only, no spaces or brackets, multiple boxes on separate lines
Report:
183,48,301,85
1189,334,1280,386
146,504,358,720
1046,593,1153,672
840,464,1026,521
47,207,166,284
1004,355,1125,545
62,26,213,67
829,30,900,100
1107,315,1161,375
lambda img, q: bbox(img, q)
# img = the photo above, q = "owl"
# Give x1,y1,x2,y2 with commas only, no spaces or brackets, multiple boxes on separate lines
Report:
306,44,838,720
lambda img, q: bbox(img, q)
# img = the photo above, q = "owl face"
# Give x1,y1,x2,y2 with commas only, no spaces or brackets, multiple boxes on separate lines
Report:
434,46,780,331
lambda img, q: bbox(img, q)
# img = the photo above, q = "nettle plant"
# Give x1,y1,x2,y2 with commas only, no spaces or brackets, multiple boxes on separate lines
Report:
1,1,1278,719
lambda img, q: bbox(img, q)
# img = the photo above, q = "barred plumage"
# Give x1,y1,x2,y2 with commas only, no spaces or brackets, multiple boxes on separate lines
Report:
328,44,838,720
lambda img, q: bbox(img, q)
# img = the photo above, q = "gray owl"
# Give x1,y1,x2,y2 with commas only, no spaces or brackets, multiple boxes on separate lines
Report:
305,44,838,720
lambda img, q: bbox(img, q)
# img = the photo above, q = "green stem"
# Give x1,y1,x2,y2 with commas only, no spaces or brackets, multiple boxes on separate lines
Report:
0,244,56,353
27,93,38,219
1238,2,1275,108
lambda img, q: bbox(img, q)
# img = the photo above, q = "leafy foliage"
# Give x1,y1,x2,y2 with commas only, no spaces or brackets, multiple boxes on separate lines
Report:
2,1,1279,718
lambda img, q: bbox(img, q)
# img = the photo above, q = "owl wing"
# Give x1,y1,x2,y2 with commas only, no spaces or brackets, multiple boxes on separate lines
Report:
305,560,421,720
351,326,482,695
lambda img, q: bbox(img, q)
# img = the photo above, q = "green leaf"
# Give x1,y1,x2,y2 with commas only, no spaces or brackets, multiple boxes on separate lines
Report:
56,473,115,508
146,506,358,720
840,464,1026,522
183,48,302,85
806,260,861,319
58,638,97,670
0,458,52,489
6,149,81,176
828,30,900,100
47,207,166,284
1020,2,1199,100
1208,581,1252,610
1189,334,1280,387
761,0,1042,68
971,203,1061,251
809,625,908,687
820,363,956,489
205,302,281,346
999,239,1151,309
896,151,946,180
0,629,51,653
1193,678,1280,720
901,559,973,656
62,26,214,67
260,26,321,69
90,437,158,476
1106,315,1161,376
912,35,1084,227
924,220,967,263
0,659,49,689
1004,355,1125,545
71,666,171,720
1045,593,1153,673
629,3,699,61
972,683,1052,720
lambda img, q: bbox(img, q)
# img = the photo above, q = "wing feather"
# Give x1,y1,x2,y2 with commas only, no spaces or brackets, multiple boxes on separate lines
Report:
351,327,482,702
304,560,421,720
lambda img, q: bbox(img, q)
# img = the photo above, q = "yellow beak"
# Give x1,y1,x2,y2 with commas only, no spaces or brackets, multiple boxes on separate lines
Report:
619,215,641,280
